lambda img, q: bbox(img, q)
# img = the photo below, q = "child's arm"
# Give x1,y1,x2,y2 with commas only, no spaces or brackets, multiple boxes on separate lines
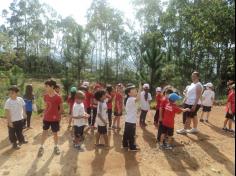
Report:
5,109,13,127
97,103,107,125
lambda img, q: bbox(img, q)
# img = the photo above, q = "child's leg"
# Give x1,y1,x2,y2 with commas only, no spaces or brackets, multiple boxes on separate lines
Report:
184,118,192,129
206,112,210,121
160,133,165,145
113,117,117,127
108,109,112,128
15,120,25,143
103,134,109,147
117,116,121,128
167,136,173,145
200,111,204,120
223,118,229,128
92,108,97,126
95,132,100,145
40,130,48,146
53,133,58,145
68,116,72,128
128,124,136,150
8,125,17,145
122,123,129,147
157,122,163,142
193,116,198,129
228,119,233,130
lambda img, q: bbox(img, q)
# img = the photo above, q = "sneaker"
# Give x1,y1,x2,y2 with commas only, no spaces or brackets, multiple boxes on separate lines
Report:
165,144,173,150
129,147,140,152
176,128,187,134
228,129,235,133
159,144,165,149
19,140,28,146
12,143,20,150
200,119,204,122
54,146,60,155
205,120,209,123
222,127,228,131
38,147,44,157
186,128,199,134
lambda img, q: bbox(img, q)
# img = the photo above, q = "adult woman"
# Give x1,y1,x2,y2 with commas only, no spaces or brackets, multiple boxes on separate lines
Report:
177,71,203,134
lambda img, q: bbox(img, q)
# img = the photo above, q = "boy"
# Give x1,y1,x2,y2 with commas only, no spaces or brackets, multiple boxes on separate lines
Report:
113,83,123,129
94,89,109,148
123,84,141,152
72,91,89,150
4,86,28,149
160,93,190,150
38,79,63,157
157,88,174,142
223,84,235,132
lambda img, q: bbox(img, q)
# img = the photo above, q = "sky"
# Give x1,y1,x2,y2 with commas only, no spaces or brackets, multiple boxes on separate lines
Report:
0,0,135,26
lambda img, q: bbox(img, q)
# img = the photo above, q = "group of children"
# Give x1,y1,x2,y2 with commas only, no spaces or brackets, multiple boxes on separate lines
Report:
4,78,235,154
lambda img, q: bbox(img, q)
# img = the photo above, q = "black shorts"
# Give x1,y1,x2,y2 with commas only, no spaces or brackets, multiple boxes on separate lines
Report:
202,106,212,112
43,121,60,133
226,112,235,120
74,125,85,138
183,104,201,118
98,126,107,135
114,111,123,117
162,125,174,137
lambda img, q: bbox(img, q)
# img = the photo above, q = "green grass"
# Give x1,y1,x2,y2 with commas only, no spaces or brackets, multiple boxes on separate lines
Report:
0,108,4,118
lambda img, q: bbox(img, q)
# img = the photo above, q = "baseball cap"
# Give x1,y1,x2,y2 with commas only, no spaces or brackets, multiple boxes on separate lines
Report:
156,87,162,92
204,83,214,88
143,83,150,89
169,93,182,102
70,87,77,93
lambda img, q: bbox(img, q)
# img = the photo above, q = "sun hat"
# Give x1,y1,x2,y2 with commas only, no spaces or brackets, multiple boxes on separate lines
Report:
143,83,150,89
169,93,182,102
70,87,77,93
156,87,162,92
204,82,214,88
83,81,90,87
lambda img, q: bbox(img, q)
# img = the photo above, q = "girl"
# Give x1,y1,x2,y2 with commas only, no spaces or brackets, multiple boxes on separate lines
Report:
122,84,141,152
23,84,34,129
94,89,109,148
140,84,152,127
154,87,162,127
200,83,215,123
106,85,114,129
67,87,77,129
113,84,123,130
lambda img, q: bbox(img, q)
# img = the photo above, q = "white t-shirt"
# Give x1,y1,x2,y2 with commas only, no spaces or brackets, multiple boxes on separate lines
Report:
140,91,152,111
96,101,108,126
125,97,138,124
72,102,86,127
4,97,25,122
202,89,215,107
185,82,203,105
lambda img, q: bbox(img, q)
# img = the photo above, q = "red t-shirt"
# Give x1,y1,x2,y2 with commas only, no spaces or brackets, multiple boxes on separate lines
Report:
114,92,123,113
67,96,75,115
162,102,182,128
84,91,92,109
156,94,162,110
226,91,235,113
107,93,115,110
44,94,62,122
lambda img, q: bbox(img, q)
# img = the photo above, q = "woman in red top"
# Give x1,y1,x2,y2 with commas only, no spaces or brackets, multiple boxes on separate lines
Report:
67,87,77,129
223,84,235,132
106,85,114,129
154,87,162,127
113,84,123,129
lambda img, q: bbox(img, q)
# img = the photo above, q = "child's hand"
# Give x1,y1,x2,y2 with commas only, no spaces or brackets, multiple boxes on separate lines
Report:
8,121,13,128
185,108,191,112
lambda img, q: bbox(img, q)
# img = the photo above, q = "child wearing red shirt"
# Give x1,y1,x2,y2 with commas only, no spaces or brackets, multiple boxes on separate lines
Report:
113,84,123,129
106,85,114,129
154,87,162,127
157,88,173,142
223,84,235,132
38,79,64,157
160,93,190,150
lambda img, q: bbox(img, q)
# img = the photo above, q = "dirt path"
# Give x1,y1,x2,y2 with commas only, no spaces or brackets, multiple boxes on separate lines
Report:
0,106,235,176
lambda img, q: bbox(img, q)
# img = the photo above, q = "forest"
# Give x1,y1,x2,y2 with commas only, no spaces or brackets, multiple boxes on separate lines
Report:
0,0,235,95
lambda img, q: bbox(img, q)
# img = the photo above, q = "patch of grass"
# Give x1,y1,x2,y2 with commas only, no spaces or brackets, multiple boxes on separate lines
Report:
0,108,5,118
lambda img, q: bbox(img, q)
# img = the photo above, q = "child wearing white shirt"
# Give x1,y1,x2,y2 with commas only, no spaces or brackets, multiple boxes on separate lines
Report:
140,84,152,127
4,86,28,149
72,91,89,150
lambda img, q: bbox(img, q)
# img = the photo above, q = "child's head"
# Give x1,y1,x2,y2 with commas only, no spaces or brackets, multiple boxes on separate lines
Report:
156,87,162,95
164,88,174,97
231,84,235,92
25,84,34,99
168,93,182,103
204,83,214,90
125,85,137,97
106,85,113,94
94,89,107,102
45,79,57,93
75,91,85,103
116,83,123,93
143,83,150,92
8,85,19,98
54,84,61,94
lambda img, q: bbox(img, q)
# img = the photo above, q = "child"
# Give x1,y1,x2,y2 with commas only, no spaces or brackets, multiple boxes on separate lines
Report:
94,89,109,148
223,84,235,132
4,86,28,149
89,84,101,129
154,87,162,127
160,93,190,150
157,87,174,142
54,84,61,95
72,91,89,150
38,79,63,157
23,84,34,129
200,83,215,123
140,84,152,127
83,83,92,118
106,85,114,129
67,87,77,129
123,84,141,151
113,83,123,129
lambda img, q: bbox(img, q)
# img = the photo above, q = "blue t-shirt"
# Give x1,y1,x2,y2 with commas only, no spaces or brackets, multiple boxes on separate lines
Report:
24,97,34,112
